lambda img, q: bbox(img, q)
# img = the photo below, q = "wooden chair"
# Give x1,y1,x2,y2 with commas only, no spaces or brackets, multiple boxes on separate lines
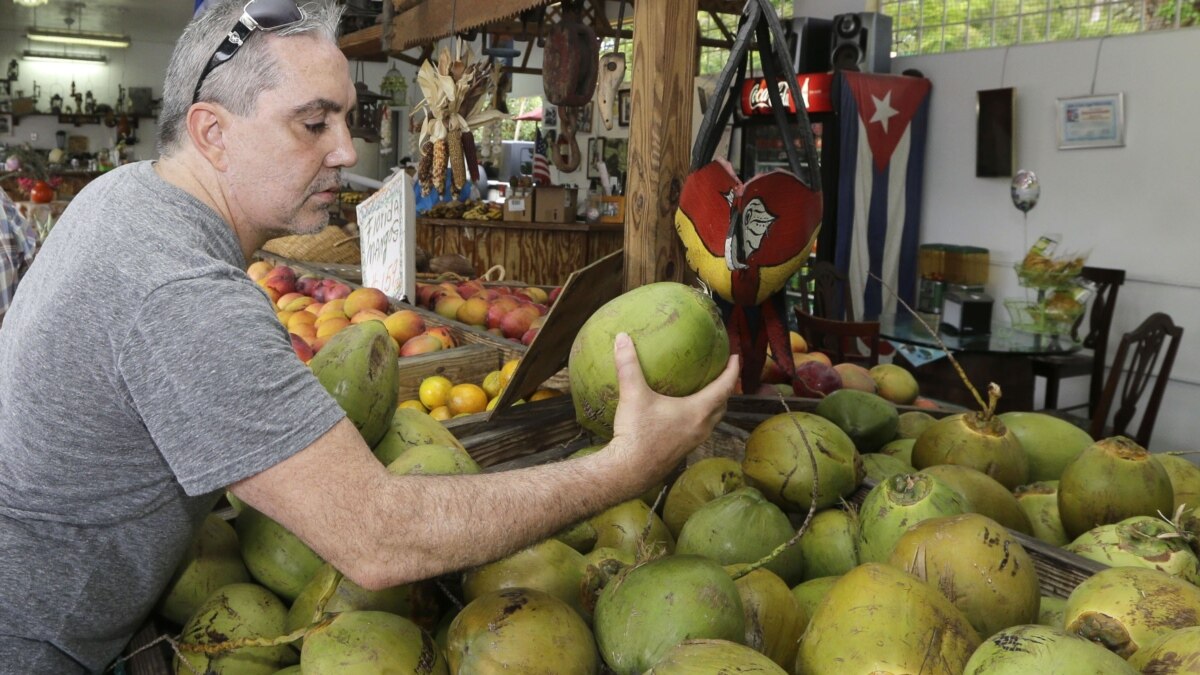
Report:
794,307,882,367
796,260,855,320
1031,266,1126,416
1047,312,1183,448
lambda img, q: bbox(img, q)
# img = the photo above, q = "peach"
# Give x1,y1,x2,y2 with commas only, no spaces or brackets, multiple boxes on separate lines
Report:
276,310,296,327
316,317,349,338
415,283,440,307
344,287,390,317
523,287,549,304
434,296,466,321
319,299,346,317
485,298,521,329
291,323,317,344
289,333,314,362
425,326,457,350
350,309,388,325
833,362,877,393
789,331,808,353
314,311,345,327
457,280,486,299
320,280,352,302
499,306,539,340
287,311,317,332
383,310,426,345
913,396,940,410
304,302,324,315
400,334,444,356
760,355,790,384
262,265,297,296
246,260,274,281
260,286,282,305
280,295,314,312
794,351,833,368
455,297,490,327
296,274,322,297
548,286,563,305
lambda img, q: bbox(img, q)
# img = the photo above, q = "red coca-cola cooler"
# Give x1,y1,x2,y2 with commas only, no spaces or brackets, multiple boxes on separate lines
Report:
733,71,839,261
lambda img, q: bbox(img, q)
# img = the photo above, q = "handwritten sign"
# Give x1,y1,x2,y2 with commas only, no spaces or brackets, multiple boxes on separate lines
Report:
356,170,415,303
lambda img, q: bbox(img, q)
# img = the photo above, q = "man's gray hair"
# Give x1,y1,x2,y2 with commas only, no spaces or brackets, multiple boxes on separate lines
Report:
156,0,345,155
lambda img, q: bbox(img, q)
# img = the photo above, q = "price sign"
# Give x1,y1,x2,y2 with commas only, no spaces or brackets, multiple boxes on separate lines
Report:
356,170,415,303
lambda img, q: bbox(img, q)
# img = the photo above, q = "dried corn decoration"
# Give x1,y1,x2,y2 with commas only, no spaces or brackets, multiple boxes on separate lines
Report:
412,41,508,198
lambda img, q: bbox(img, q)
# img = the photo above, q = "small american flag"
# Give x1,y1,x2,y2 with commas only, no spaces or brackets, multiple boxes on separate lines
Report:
532,126,552,186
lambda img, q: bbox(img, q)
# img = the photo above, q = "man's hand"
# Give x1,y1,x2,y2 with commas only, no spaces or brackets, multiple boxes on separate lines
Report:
607,332,739,491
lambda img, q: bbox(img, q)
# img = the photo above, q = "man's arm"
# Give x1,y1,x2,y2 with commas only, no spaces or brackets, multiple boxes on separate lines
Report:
230,333,739,590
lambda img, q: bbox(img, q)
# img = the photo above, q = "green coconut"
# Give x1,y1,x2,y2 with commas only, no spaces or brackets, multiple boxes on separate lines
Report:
1058,436,1175,540
571,444,666,507
644,639,788,674
1039,595,1067,628
591,499,675,557
583,546,636,570
384,442,482,476
790,576,840,624
272,667,300,675
743,412,863,513
568,282,730,439
1065,516,1200,584
1014,481,1070,547
594,555,745,675
1064,566,1200,658
554,517,598,553
286,563,431,638
878,437,916,465
897,410,937,439
862,452,913,482
301,610,447,674
448,587,598,673
963,624,1138,674
156,514,250,626
675,487,805,585
1156,453,1200,512
725,565,806,669
857,472,969,563
374,407,466,465
462,538,588,619
1127,626,1200,672
814,389,900,453
797,509,859,581
888,513,1041,638
309,321,399,447
796,563,980,674
999,411,1095,482
663,457,745,537
235,506,324,603
912,412,1030,489
174,583,296,675
919,463,1034,534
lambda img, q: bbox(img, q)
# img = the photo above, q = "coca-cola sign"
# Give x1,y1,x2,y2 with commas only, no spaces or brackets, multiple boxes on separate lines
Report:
739,73,833,116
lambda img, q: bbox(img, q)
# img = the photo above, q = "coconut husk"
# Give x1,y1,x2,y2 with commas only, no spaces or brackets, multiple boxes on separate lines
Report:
429,254,476,277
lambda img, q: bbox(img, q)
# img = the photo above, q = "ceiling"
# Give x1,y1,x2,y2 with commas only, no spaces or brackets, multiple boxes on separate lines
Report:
1,0,195,45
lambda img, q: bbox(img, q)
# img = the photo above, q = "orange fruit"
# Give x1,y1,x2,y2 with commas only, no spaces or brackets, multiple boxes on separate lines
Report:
447,383,488,416
418,376,454,410
481,370,503,399
529,388,563,402
499,359,521,388
397,399,427,413
428,405,453,421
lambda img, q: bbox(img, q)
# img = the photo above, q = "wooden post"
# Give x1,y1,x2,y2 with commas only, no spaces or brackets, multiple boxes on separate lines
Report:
624,0,698,290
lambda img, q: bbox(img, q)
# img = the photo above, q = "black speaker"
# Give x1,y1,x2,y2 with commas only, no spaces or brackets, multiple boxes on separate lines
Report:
829,12,893,74
786,17,832,74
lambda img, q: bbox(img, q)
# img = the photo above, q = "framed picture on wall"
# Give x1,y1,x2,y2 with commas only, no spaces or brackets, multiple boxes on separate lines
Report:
587,137,606,178
1056,93,1125,150
0,114,10,135
578,103,593,134
618,90,631,127
543,105,558,128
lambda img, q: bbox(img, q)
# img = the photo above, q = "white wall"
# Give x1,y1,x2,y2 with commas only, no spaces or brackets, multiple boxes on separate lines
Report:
889,30,1200,451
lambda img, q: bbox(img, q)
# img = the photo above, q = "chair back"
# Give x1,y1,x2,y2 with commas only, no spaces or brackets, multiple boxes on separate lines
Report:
1075,266,1126,414
797,260,854,320
794,307,881,367
1092,312,1183,448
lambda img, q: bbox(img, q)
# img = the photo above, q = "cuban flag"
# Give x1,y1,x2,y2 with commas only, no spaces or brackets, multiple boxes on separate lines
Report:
532,126,553,186
834,71,932,320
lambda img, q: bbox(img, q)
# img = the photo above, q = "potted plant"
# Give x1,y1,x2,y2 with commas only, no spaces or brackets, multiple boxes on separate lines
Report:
2,145,62,204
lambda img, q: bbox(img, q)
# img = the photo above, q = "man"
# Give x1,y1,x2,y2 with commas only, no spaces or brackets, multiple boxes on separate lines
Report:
0,1,738,672
0,188,38,325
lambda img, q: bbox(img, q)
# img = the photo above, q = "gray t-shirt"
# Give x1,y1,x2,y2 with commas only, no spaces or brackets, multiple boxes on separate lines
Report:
0,162,346,672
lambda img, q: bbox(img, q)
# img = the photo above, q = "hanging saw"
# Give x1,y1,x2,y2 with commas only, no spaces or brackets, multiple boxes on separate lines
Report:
595,0,627,131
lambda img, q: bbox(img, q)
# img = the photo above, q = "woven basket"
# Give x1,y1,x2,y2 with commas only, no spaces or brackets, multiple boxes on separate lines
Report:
261,226,360,265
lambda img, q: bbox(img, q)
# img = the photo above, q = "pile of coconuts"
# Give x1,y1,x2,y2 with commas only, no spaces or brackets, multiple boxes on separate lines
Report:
152,289,1200,674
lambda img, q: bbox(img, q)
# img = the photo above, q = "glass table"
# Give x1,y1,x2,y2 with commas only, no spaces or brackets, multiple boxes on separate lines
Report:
873,313,1081,413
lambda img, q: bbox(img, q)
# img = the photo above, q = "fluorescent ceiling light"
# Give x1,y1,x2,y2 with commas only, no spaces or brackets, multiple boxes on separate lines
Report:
22,50,108,65
27,28,131,48
14,0,50,7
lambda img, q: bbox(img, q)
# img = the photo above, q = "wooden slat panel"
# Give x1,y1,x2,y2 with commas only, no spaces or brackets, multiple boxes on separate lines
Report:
395,343,506,402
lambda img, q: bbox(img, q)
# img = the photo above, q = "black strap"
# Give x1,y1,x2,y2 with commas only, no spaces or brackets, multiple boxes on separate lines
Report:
690,0,759,173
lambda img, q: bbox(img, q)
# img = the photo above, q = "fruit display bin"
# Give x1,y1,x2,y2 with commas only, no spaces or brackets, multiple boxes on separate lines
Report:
254,251,570,395
115,395,1104,673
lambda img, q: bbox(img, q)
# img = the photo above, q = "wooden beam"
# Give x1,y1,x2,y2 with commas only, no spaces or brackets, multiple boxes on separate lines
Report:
338,24,385,60
625,0,698,289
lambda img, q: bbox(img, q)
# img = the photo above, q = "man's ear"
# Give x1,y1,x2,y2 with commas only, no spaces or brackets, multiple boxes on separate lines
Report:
185,103,231,171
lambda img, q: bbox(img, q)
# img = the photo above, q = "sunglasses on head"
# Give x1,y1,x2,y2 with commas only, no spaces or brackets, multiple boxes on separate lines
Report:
191,0,307,105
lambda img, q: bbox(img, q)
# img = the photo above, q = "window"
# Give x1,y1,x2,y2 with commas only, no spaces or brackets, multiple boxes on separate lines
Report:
883,0,1197,55
698,0,793,76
